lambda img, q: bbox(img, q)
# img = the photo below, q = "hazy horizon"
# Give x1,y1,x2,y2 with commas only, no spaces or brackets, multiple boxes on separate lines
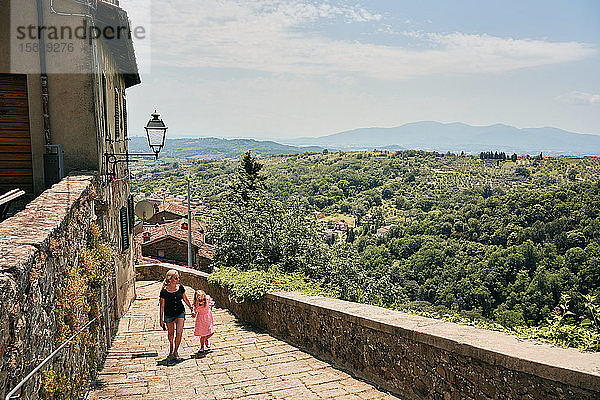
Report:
130,120,600,141
122,1,600,140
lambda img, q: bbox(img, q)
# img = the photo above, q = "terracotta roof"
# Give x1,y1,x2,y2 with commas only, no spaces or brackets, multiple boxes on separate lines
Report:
152,202,212,219
137,218,208,248
198,244,215,260
154,202,190,217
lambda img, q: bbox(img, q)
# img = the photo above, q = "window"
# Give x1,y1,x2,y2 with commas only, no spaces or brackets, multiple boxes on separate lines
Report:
158,249,165,258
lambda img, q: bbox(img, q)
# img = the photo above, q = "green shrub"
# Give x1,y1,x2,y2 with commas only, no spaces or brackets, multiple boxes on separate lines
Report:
208,266,338,302
517,324,600,351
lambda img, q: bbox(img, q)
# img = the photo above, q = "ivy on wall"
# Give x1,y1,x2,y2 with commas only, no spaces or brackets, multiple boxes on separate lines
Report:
41,219,115,400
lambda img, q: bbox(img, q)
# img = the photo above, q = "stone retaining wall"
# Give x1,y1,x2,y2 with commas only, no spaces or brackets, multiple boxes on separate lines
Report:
0,175,124,399
136,263,600,400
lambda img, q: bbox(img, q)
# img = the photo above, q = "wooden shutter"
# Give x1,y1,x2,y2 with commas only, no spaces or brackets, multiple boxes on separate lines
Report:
0,74,33,193
120,206,130,250
114,87,120,140
127,194,135,233
102,74,109,140
122,94,127,138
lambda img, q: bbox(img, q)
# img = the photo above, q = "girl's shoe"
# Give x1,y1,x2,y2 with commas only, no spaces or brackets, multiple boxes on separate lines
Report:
199,347,205,353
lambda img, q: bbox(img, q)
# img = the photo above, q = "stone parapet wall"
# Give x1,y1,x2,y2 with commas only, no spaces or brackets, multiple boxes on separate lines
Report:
136,263,600,400
267,294,600,400
0,175,121,399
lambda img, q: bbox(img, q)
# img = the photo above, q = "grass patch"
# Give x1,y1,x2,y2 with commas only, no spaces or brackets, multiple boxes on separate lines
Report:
322,213,356,227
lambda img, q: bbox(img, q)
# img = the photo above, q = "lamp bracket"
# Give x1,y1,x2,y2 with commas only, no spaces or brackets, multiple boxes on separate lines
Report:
104,152,159,178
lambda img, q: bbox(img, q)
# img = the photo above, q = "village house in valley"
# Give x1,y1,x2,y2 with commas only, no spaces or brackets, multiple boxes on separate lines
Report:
137,217,214,271
146,201,197,224
376,225,392,237
132,188,215,269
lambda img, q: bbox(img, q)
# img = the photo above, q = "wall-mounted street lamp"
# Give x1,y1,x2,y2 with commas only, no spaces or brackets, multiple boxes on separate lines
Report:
105,110,168,177
144,111,168,156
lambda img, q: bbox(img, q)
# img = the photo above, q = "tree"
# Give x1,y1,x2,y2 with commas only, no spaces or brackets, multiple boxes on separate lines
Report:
381,187,394,199
134,148,600,348
346,228,356,243
211,152,330,276
233,151,266,202
515,166,530,178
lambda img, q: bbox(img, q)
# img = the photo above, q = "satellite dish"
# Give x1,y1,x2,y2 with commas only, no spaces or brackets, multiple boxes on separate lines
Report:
135,200,155,221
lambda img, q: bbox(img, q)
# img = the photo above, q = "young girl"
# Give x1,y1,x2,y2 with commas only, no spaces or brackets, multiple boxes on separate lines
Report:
193,289,215,352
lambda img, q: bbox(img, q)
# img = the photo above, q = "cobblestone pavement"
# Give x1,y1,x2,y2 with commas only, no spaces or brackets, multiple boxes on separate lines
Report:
88,281,397,400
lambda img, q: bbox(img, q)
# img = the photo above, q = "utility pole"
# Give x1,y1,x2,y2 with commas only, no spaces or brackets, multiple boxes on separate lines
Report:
187,178,193,268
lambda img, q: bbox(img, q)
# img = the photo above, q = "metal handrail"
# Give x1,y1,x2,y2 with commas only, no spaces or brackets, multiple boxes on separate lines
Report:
5,275,136,400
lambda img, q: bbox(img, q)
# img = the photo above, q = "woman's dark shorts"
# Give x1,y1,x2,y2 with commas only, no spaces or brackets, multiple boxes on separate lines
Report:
164,311,185,324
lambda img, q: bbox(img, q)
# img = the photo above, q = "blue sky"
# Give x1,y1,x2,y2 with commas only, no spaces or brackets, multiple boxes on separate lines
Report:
124,0,600,139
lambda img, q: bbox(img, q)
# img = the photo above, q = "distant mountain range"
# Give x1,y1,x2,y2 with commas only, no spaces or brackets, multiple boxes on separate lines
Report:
128,137,324,159
284,122,600,156
130,122,600,159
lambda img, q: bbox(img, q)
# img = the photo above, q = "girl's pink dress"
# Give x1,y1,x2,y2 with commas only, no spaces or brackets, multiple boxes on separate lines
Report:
194,296,214,337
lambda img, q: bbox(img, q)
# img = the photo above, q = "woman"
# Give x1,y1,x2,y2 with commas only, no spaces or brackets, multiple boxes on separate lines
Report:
159,269,194,360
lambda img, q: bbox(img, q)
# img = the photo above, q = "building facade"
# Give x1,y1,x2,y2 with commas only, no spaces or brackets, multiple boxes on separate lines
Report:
0,0,141,314
137,218,214,271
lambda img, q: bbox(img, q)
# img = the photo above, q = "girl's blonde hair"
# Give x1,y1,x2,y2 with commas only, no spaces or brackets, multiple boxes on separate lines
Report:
194,289,207,308
162,269,179,290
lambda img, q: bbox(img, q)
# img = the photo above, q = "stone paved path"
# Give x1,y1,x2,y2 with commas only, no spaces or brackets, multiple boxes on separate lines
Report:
88,281,397,400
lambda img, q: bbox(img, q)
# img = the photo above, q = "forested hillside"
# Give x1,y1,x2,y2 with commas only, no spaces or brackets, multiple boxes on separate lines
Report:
134,151,599,214
128,136,324,159
133,151,600,350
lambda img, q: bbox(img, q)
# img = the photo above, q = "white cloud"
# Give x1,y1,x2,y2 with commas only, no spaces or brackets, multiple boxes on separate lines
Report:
146,0,595,80
556,91,600,105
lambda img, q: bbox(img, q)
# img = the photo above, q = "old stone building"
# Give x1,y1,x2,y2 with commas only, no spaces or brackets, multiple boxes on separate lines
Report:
0,0,140,313
137,218,214,271
145,202,192,225
0,0,143,396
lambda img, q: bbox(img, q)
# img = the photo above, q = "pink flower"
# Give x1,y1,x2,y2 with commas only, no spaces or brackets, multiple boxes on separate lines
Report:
554,306,562,315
